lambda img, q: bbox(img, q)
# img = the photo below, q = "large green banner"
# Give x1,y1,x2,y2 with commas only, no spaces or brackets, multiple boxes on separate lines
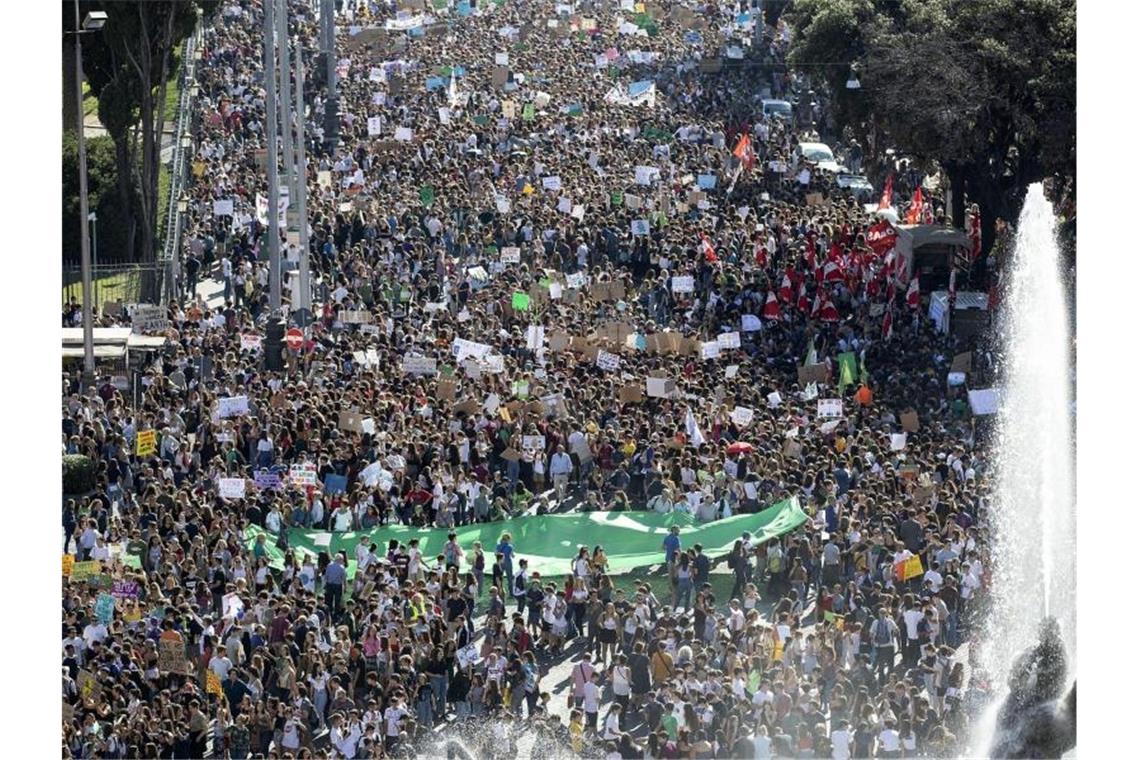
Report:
245,498,808,580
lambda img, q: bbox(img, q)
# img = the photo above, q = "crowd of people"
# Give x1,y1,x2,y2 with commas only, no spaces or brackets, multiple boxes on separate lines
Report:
62,1,1002,757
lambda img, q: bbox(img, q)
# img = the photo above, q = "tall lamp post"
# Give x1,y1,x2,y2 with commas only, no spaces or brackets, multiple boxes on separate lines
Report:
69,1,107,387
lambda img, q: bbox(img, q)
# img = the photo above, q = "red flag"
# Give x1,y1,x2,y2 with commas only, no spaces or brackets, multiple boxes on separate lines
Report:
817,294,840,323
904,187,924,225
732,133,755,169
879,173,894,210
823,260,845,283
882,308,893,340
700,234,718,263
754,244,768,268
865,220,898,257
797,282,811,314
762,291,781,320
906,276,920,309
778,274,793,303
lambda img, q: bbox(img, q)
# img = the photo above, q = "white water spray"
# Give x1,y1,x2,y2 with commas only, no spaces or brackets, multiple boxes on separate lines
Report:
973,182,1076,754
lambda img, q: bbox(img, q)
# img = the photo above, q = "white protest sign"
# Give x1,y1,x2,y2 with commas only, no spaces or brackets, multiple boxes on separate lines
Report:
212,199,234,217
717,331,741,350
596,350,621,371
367,116,382,136
701,341,721,360
452,338,493,362
395,126,413,141
217,395,249,418
542,175,562,191
731,406,755,427
725,365,740,380
522,435,546,452
289,464,318,487
741,314,762,332
549,282,563,299
240,333,262,350
526,325,545,350
635,166,658,185
495,52,509,66
402,355,438,375
890,433,908,451
817,399,844,418
968,388,1001,416
500,246,521,264
566,272,587,289
218,478,246,499
672,275,694,293
767,392,783,408
647,377,676,398
631,219,650,236
557,197,572,214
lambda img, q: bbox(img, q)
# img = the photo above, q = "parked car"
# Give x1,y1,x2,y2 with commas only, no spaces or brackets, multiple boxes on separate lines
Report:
836,173,875,201
761,99,793,121
795,141,843,173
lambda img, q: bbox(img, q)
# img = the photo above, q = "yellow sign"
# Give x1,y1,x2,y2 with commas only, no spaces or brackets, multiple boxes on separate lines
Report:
69,560,101,582
136,429,157,457
62,554,75,577
206,670,224,698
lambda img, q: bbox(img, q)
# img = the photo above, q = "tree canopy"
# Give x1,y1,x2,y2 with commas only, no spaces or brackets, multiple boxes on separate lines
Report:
786,0,1075,250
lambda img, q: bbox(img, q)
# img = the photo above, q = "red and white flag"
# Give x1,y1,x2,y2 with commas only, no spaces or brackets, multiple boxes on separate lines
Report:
778,273,793,303
762,291,781,320
879,173,894,210
797,282,811,314
904,187,924,225
700,234,718,263
881,308,894,340
817,294,840,323
906,276,921,309
732,133,755,170
823,260,845,283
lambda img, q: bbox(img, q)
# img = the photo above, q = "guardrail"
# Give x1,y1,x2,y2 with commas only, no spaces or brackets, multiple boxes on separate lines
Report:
155,16,205,304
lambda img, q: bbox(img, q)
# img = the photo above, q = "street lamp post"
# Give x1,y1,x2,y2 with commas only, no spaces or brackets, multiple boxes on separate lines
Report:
88,211,98,270
71,1,107,387
264,0,282,312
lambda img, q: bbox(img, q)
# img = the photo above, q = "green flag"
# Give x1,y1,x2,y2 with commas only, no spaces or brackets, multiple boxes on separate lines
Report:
859,354,869,386
512,291,531,310
419,185,435,207
522,103,535,121
837,352,858,395
611,191,624,207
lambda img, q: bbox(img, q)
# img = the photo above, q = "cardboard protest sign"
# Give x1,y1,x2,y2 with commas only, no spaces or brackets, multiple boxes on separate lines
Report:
436,379,458,402
805,192,824,206
901,409,920,433
340,310,373,324
797,363,829,386
158,639,188,674
951,352,973,373
619,384,644,403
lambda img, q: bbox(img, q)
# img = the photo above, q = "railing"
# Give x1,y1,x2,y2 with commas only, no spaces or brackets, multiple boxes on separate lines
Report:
155,17,205,304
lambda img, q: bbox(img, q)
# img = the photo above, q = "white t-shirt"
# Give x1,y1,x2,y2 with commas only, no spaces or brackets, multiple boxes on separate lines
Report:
384,706,408,737
209,655,233,681
878,729,901,752
903,609,923,640
831,729,852,759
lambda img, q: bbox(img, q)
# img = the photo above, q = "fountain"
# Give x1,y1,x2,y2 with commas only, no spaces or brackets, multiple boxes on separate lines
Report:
974,183,1077,757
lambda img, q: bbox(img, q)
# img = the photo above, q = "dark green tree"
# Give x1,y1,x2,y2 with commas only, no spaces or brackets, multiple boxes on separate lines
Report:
786,0,1075,255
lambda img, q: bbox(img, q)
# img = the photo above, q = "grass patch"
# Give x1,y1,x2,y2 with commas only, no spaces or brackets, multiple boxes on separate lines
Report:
157,162,171,237
82,81,98,118
163,47,183,124
62,270,140,312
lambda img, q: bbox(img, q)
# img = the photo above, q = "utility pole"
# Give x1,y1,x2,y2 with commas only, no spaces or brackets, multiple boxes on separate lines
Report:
74,0,96,384
276,0,294,204
295,42,312,317
264,0,282,311
320,0,338,154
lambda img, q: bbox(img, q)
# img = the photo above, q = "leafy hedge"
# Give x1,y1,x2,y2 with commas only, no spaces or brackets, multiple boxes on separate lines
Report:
63,454,95,495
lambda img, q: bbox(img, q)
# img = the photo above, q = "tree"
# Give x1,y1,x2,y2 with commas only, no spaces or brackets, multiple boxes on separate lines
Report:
63,1,206,263
786,0,1075,259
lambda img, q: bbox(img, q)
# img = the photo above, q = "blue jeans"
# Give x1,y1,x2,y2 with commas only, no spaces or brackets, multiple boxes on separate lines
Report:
429,674,448,713
676,578,693,611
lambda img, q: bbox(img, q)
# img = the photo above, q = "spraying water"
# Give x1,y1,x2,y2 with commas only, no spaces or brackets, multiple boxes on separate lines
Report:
973,182,1076,755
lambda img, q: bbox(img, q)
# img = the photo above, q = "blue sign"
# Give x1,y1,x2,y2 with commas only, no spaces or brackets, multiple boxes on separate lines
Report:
698,174,718,190
324,474,348,495
458,1,472,17
629,80,654,98
96,593,115,624
426,77,446,91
